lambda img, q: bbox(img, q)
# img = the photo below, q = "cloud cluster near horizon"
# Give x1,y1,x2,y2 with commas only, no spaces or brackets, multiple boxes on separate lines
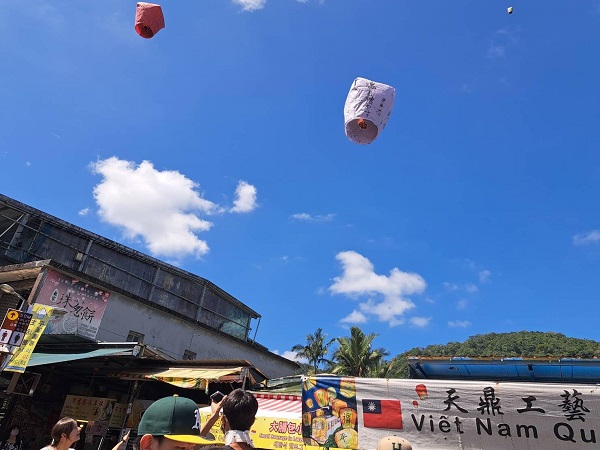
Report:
330,251,426,327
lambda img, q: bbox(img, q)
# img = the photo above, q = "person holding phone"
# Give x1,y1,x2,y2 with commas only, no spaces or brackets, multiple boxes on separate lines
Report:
199,392,228,440
201,389,259,450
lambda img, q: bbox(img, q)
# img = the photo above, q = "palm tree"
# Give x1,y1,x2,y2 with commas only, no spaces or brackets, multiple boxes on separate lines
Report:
332,326,389,377
292,328,335,374
365,358,402,378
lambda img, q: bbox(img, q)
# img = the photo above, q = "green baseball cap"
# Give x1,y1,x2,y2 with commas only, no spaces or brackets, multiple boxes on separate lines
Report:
138,395,219,445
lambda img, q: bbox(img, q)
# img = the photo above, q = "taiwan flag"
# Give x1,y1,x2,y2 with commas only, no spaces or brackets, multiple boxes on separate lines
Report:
362,399,403,430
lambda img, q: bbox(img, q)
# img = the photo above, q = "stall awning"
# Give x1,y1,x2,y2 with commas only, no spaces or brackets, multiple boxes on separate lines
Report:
254,394,301,417
199,393,301,419
147,367,246,389
114,366,250,389
27,347,139,367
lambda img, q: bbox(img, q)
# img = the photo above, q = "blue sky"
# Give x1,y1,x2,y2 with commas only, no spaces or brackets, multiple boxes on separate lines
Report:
2,0,600,362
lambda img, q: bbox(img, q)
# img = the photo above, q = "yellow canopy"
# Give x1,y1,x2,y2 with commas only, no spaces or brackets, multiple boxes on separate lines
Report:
144,367,245,389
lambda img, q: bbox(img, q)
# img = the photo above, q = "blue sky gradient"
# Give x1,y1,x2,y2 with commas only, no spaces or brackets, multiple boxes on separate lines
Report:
2,0,600,360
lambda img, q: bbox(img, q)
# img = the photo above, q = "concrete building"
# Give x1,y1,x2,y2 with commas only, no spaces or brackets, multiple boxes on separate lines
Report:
0,193,298,379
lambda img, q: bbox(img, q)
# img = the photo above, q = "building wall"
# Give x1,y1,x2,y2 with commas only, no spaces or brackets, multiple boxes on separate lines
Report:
0,194,300,380
95,292,298,379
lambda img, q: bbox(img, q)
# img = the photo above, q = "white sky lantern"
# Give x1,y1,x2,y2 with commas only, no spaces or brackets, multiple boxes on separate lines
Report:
135,2,165,39
344,77,395,145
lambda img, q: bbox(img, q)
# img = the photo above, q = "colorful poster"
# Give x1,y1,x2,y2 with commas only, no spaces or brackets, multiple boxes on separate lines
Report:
5,304,56,372
302,376,600,450
199,411,224,442
252,417,304,450
200,408,303,449
60,395,117,422
302,377,358,448
36,268,110,340
0,309,32,347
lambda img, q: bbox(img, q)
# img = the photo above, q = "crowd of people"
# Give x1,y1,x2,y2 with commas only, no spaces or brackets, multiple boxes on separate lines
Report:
2,389,411,450
1,389,262,450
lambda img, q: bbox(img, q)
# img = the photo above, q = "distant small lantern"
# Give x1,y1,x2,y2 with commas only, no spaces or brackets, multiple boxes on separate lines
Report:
344,77,395,145
135,2,165,39
507,6,514,14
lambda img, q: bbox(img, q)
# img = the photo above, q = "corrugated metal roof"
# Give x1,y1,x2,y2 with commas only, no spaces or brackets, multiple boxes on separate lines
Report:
408,357,600,383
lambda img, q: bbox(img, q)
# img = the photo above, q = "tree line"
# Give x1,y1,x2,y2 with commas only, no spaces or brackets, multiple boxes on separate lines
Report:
292,327,600,378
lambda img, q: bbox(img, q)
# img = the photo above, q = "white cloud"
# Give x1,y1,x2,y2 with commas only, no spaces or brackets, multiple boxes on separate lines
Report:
91,157,220,259
443,282,459,292
456,299,468,310
444,282,477,293
272,349,306,363
495,27,520,44
487,43,506,58
573,230,600,246
233,0,266,11
330,251,426,327
486,28,518,59
230,181,258,213
78,208,90,216
478,270,492,284
410,317,431,327
465,283,478,293
340,310,368,324
448,320,471,328
291,213,335,222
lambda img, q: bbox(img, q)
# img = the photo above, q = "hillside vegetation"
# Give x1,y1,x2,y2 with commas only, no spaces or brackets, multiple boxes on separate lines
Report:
292,328,600,378
403,331,600,358
391,331,600,378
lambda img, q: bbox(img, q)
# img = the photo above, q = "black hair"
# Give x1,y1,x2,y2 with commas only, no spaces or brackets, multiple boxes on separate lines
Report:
222,389,258,431
50,417,78,445
133,436,143,450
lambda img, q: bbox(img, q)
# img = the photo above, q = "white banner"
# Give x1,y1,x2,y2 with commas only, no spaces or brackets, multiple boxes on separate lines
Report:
301,376,600,450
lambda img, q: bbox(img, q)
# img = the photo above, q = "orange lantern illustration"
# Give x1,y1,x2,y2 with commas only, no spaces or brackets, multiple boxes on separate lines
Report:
135,3,165,39
416,384,428,400
303,377,316,391
339,378,356,399
327,387,337,404
305,398,314,409
339,407,357,429
334,428,358,449
331,399,348,416
302,412,313,427
313,388,329,407
311,416,327,444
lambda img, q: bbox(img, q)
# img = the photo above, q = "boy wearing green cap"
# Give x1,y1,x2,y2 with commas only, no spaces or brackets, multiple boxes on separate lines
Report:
137,395,218,450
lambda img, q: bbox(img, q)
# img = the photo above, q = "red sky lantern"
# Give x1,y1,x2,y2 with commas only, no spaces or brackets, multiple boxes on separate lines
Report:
135,3,165,39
